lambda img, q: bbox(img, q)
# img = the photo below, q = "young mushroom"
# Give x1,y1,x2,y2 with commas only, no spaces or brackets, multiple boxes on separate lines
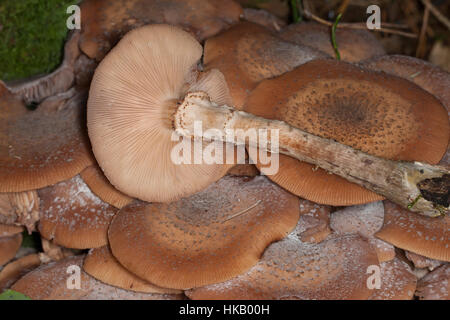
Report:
88,24,450,216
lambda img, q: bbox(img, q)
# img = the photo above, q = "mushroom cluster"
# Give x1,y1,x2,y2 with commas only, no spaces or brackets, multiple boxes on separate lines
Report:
1,0,449,300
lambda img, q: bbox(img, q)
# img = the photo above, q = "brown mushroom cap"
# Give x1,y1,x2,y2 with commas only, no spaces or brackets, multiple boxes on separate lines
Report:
368,238,396,263
80,165,133,209
405,251,443,271
38,175,117,249
203,21,329,109
83,246,182,294
0,87,94,193
416,264,449,300
11,255,185,300
79,0,242,61
361,54,450,166
0,224,23,237
244,59,449,205
296,199,331,243
241,8,287,31
280,22,386,62
368,258,417,300
376,201,450,262
186,233,378,300
0,254,41,290
0,233,22,266
88,24,234,203
108,175,300,289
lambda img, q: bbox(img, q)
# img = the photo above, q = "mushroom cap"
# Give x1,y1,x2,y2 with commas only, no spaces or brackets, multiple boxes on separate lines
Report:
0,254,41,290
0,224,23,237
0,87,94,193
280,22,386,62
416,264,449,300
11,255,185,300
80,165,133,209
38,175,117,249
108,175,300,289
405,251,443,271
241,8,287,31
244,59,449,205
79,0,242,60
296,199,331,243
368,258,417,300
88,24,234,203
368,238,396,263
0,194,16,225
376,201,450,262
83,246,182,294
361,54,450,166
186,233,378,300
203,21,329,109
0,233,22,266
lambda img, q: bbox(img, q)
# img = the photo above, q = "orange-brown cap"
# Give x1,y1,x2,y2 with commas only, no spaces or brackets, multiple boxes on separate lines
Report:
368,238,396,263
83,246,182,294
0,86,94,193
88,24,234,202
204,21,329,109
376,201,450,262
280,22,386,62
0,254,41,290
186,233,378,300
244,59,449,205
108,175,300,289
368,258,417,300
405,251,443,271
12,255,185,300
0,233,22,266
80,165,133,209
296,199,331,243
416,264,449,300
79,0,242,60
361,54,450,166
0,224,23,237
38,175,117,249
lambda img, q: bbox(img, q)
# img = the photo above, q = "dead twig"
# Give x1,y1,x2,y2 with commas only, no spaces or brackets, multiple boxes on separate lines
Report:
421,0,450,30
416,3,430,58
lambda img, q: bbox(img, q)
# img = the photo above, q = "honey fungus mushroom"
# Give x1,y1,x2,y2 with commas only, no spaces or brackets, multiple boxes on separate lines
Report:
108,175,299,289
88,24,450,216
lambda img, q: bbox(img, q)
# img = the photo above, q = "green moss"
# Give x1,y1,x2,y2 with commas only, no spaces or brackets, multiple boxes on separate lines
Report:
0,0,78,81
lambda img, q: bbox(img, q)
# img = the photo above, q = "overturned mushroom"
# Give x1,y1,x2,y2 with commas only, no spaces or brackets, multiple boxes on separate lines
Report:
108,175,299,289
88,24,449,216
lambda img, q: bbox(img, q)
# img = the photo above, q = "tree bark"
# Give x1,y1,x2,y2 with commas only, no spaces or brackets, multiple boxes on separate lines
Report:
174,92,449,217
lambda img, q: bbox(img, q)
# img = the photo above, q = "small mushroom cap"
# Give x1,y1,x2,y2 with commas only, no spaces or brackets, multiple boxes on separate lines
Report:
88,24,234,203
405,251,444,271
361,54,450,166
12,255,185,300
280,22,386,62
242,8,286,31
0,224,23,237
0,233,22,266
368,258,417,300
368,238,396,263
416,264,449,300
376,201,450,262
186,233,378,300
0,254,41,290
244,59,449,205
296,199,331,243
108,175,300,289
38,175,117,249
80,165,133,209
204,21,329,109
83,246,182,294
0,88,94,192
79,0,242,60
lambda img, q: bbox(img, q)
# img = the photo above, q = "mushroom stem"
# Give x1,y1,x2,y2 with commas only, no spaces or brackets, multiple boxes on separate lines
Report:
175,92,449,217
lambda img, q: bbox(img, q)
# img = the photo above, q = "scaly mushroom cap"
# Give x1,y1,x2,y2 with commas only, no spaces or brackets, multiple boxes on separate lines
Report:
416,264,449,300
376,201,450,262
88,24,234,203
0,233,22,266
83,246,182,294
38,175,117,249
186,233,378,300
0,87,94,193
79,0,242,60
244,59,449,205
12,255,185,300
108,175,300,289
368,258,417,300
0,254,41,290
80,165,133,209
361,54,450,166
280,22,386,62
203,21,329,109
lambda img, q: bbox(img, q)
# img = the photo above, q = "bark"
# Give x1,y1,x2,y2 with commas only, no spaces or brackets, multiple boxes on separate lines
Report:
174,92,449,217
